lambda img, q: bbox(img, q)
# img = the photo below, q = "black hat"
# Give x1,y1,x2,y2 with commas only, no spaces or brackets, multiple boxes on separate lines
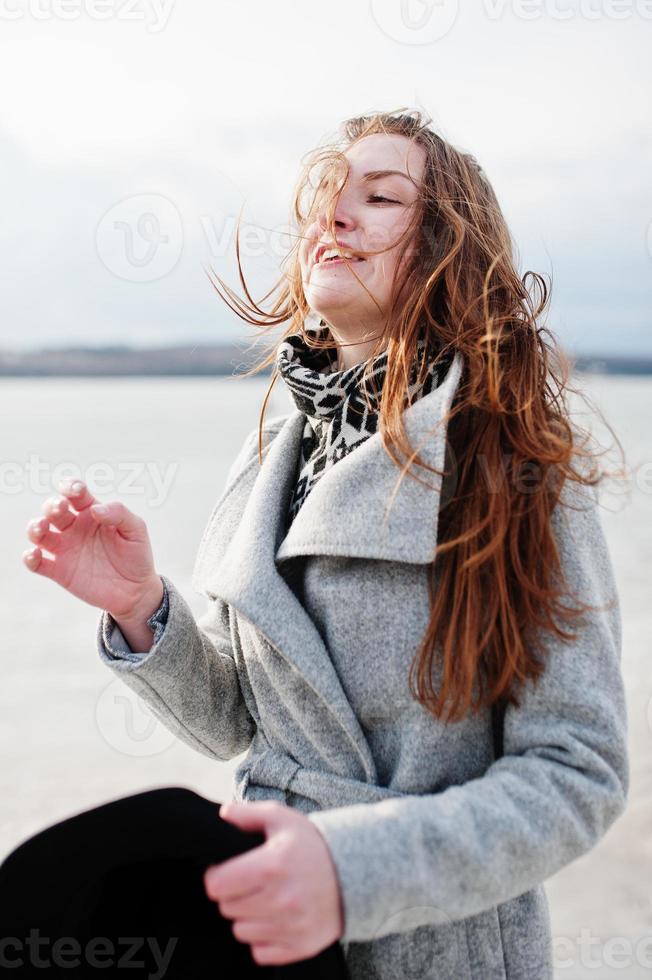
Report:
0,786,347,979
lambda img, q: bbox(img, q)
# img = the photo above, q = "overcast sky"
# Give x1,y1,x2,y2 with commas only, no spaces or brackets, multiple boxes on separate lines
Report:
1,0,650,355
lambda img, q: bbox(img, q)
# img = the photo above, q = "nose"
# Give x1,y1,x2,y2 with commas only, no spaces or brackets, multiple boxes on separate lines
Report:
316,195,356,235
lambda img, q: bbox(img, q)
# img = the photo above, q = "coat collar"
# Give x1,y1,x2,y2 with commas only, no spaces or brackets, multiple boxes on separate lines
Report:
276,348,464,564
191,349,464,778
193,348,464,577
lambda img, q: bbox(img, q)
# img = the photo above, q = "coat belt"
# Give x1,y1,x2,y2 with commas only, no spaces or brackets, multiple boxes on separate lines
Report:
239,748,413,810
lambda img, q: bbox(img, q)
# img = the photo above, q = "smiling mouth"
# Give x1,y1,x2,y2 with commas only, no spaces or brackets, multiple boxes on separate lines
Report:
315,255,365,267
313,248,366,268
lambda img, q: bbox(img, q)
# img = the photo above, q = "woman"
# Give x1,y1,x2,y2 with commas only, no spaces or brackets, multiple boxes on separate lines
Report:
18,110,629,978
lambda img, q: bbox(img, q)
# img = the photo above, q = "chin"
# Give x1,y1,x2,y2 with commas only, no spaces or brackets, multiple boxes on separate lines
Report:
305,289,378,324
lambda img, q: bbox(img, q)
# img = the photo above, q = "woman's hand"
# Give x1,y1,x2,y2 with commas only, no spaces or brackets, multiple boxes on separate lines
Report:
204,800,345,967
22,478,163,622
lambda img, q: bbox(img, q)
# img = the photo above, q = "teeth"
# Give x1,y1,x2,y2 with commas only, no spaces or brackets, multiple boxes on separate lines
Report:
318,247,358,263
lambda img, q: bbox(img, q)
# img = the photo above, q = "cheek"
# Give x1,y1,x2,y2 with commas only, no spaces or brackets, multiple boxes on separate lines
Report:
363,218,412,273
298,249,310,280
370,246,402,289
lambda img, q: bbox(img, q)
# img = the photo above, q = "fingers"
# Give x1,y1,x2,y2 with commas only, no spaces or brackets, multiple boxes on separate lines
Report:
41,495,76,531
204,845,280,903
231,917,288,946
23,496,77,562
251,945,298,967
24,481,90,556
57,478,97,511
217,886,280,922
22,545,56,579
35,478,97,534
22,478,104,580
89,501,147,542
26,516,63,554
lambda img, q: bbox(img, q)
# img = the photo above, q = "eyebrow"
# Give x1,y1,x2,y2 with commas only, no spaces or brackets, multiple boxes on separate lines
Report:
359,169,420,188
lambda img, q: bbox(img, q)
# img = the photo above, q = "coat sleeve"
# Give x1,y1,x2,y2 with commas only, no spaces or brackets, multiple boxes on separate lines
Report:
94,421,286,761
100,575,170,664
307,479,630,944
96,574,255,761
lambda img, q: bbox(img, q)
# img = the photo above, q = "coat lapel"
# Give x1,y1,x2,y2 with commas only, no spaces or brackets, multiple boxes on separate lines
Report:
276,349,464,564
191,350,465,777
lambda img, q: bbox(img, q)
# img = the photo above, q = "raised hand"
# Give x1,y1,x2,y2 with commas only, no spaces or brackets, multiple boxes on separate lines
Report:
23,479,163,624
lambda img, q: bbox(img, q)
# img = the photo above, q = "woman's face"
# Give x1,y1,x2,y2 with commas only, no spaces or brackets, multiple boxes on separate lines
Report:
299,133,426,332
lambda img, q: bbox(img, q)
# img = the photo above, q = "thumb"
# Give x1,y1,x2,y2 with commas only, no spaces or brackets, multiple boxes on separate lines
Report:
90,502,147,542
219,801,285,833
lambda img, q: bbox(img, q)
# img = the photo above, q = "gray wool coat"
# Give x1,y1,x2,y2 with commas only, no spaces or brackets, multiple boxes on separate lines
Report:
97,350,629,980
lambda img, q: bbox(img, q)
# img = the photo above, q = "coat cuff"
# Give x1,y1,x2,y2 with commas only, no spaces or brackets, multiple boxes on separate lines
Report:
307,799,438,944
98,575,170,665
307,747,628,946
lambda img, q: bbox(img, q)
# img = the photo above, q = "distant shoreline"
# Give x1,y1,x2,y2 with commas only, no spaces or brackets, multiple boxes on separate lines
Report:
0,344,268,377
1,344,651,377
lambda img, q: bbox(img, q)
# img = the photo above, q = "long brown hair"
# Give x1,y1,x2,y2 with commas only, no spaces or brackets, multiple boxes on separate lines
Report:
206,108,626,724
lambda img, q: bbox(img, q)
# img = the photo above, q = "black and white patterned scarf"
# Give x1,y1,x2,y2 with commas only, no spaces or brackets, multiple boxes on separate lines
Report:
276,323,454,529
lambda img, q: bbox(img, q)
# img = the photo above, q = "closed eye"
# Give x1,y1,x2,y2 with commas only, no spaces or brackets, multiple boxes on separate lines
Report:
367,194,400,204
